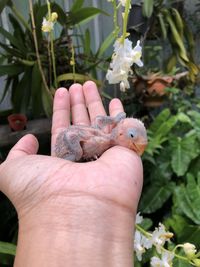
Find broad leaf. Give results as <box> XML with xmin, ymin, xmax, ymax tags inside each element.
<box><xmin>139</xmin><ymin>182</ymin><xmax>175</xmax><ymax>213</ymax></box>
<box><xmin>0</xmin><ymin>241</ymin><xmax>16</xmax><ymax>256</ymax></box>
<box><xmin>69</xmin><ymin>7</ymin><xmax>108</xmax><ymax>26</ymax></box>
<box><xmin>173</xmin><ymin>258</ymin><xmax>193</xmax><ymax>267</ymax></box>
<box><xmin>175</xmin><ymin>173</ymin><xmax>200</xmax><ymax>224</ymax></box>
<box><xmin>165</xmin><ymin>214</ymin><xmax>189</xmax><ymax>238</ymax></box>
<box><xmin>70</xmin><ymin>0</ymin><xmax>84</xmax><ymax>13</ymax></box>
<box><xmin>51</xmin><ymin>2</ymin><xmax>67</xmax><ymax>25</ymax></box>
<box><xmin>179</xmin><ymin>224</ymin><xmax>200</xmax><ymax>246</ymax></box>
<box><xmin>170</xmin><ymin>135</ymin><xmax>199</xmax><ymax>176</ymax></box>
<box><xmin>149</xmin><ymin>109</ymin><xmax>177</xmax><ymax>135</ymax></box>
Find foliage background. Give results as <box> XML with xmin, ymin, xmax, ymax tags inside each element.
<box><xmin>0</xmin><ymin>0</ymin><xmax>200</xmax><ymax>266</ymax></box>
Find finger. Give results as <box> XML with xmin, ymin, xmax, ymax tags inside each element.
<box><xmin>99</xmin><ymin>146</ymin><xmax>143</xmax><ymax>204</ymax></box>
<box><xmin>109</xmin><ymin>98</ymin><xmax>124</xmax><ymax>117</ymax></box>
<box><xmin>51</xmin><ymin>88</ymin><xmax>70</xmax><ymax>154</ymax></box>
<box><xmin>6</xmin><ymin>134</ymin><xmax>39</xmax><ymax>160</ymax></box>
<box><xmin>69</xmin><ymin>83</ymin><xmax>90</xmax><ymax>125</ymax></box>
<box><xmin>83</xmin><ymin>81</ymin><xmax>106</xmax><ymax>123</ymax></box>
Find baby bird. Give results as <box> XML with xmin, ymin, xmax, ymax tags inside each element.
<box><xmin>55</xmin><ymin>112</ymin><xmax>148</xmax><ymax>162</ymax></box>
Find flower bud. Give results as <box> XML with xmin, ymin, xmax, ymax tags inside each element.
<box><xmin>192</xmin><ymin>259</ymin><xmax>200</xmax><ymax>267</ymax></box>
<box><xmin>51</xmin><ymin>12</ymin><xmax>58</xmax><ymax>22</ymax></box>
<box><xmin>183</xmin><ymin>243</ymin><xmax>197</xmax><ymax>259</ymax></box>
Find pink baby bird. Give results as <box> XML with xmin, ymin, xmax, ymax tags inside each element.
<box><xmin>55</xmin><ymin>112</ymin><xmax>148</xmax><ymax>162</ymax></box>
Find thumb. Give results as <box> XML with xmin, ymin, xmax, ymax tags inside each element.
<box><xmin>6</xmin><ymin>134</ymin><xmax>39</xmax><ymax>161</ymax></box>
<box><xmin>100</xmin><ymin>145</ymin><xmax>143</xmax><ymax>182</ymax></box>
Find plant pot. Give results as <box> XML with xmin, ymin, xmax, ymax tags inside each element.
<box><xmin>7</xmin><ymin>114</ymin><xmax>27</xmax><ymax>131</ymax></box>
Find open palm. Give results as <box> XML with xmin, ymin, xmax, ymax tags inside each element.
<box><xmin>0</xmin><ymin>81</ymin><xmax>143</xmax><ymax>229</ymax></box>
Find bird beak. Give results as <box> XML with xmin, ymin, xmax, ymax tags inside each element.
<box><xmin>130</xmin><ymin>142</ymin><xmax>147</xmax><ymax>156</ymax></box>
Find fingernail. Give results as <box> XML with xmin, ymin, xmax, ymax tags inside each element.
<box><xmin>57</xmin><ymin>87</ymin><xmax>67</xmax><ymax>97</ymax></box>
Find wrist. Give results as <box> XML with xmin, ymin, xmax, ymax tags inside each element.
<box><xmin>15</xmin><ymin>195</ymin><xmax>135</xmax><ymax>267</ymax></box>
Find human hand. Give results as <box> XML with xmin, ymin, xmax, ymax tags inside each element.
<box><xmin>0</xmin><ymin>81</ymin><xmax>143</xmax><ymax>267</ymax></box>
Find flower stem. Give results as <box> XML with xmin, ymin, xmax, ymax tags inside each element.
<box><xmin>50</xmin><ymin>31</ymin><xmax>58</xmax><ymax>88</ymax></box>
<box><xmin>46</xmin><ymin>0</ymin><xmax>58</xmax><ymax>88</ymax></box>
<box><xmin>70</xmin><ymin>42</ymin><xmax>76</xmax><ymax>83</ymax></box>
<box><xmin>28</xmin><ymin>0</ymin><xmax>51</xmax><ymax>96</ymax></box>
<box><xmin>135</xmin><ymin>224</ymin><xmax>152</xmax><ymax>238</ymax></box>
<box><xmin>121</xmin><ymin>0</ymin><xmax>131</xmax><ymax>43</ymax></box>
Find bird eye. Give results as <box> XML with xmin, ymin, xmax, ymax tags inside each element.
<box><xmin>128</xmin><ymin>129</ymin><xmax>137</xmax><ymax>139</ymax></box>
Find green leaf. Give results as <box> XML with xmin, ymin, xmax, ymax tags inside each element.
<box><xmin>0</xmin><ymin>0</ymin><xmax>11</xmax><ymax>14</ymax></box>
<box><xmin>97</xmin><ymin>31</ymin><xmax>116</xmax><ymax>57</ymax></box>
<box><xmin>9</xmin><ymin>13</ymin><xmax>26</xmax><ymax>50</ymax></box>
<box><xmin>69</xmin><ymin>7</ymin><xmax>108</xmax><ymax>26</ymax></box>
<box><xmin>146</xmin><ymin>109</ymin><xmax>177</xmax><ymax>155</ymax></box>
<box><xmin>51</xmin><ymin>2</ymin><xmax>67</xmax><ymax>25</ymax></box>
<box><xmin>188</xmin><ymin>110</ymin><xmax>200</xmax><ymax>129</ymax></box>
<box><xmin>0</xmin><ymin>77</ymin><xmax>12</xmax><ymax>104</ymax></box>
<box><xmin>139</xmin><ymin>182</ymin><xmax>175</xmax><ymax>213</ymax></box>
<box><xmin>0</xmin><ymin>241</ymin><xmax>16</xmax><ymax>256</ymax></box>
<box><xmin>166</xmin><ymin>12</ymin><xmax>189</xmax><ymax>63</ymax></box>
<box><xmin>170</xmin><ymin>135</ymin><xmax>199</xmax><ymax>176</ymax></box>
<box><xmin>0</xmin><ymin>64</ymin><xmax>24</xmax><ymax>77</ymax></box>
<box><xmin>165</xmin><ymin>214</ymin><xmax>189</xmax><ymax>237</ymax></box>
<box><xmin>142</xmin><ymin>0</ymin><xmax>154</xmax><ymax>18</ymax></box>
<box><xmin>177</xmin><ymin>112</ymin><xmax>192</xmax><ymax>124</ymax></box>
<box><xmin>57</xmin><ymin>73</ymin><xmax>100</xmax><ymax>85</ymax></box>
<box><xmin>0</xmin><ymin>27</ymin><xmax>26</xmax><ymax>54</ymax></box>
<box><xmin>149</xmin><ymin>109</ymin><xmax>170</xmax><ymax>133</ymax></box>
<box><xmin>173</xmin><ymin>258</ymin><xmax>193</xmax><ymax>267</ymax></box>
<box><xmin>180</xmin><ymin>224</ymin><xmax>200</xmax><ymax>246</ymax></box>
<box><xmin>158</xmin><ymin>13</ymin><xmax>167</xmax><ymax>39</ymax></box>
<box><xmin>0</xmin><ymin>40</ymin><xmax>22</xmax><ymax>57</ymax></box>
<box><xmin>12</xmin><ymin>68</ymin><xmax>32</xmax><ymax>113</ymax></box>
<box><xmin>31</xmin><ymin>63</ymin><xmax>43</xmax><ymax>117</ymax></box>
<box><xmin>175</xmin><ymin>173</ymin><xmax>200</xmax><ymax>224</ymax></box>
<box><xmin>83</xmin><ymin>29</ymin><xmax>91</xmax><ymax>57</ymax></box>
<box><xmin>70</xmin><ymin>0</ymin><xmax>84</xmax><ymax>13</ymax></box>
<box><xmin>41</xmin><ymin>86</ymin><xmax>53</xmax><ymax>118</ymax></box>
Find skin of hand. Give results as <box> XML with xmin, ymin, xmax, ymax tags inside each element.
<box><xmin>0</xmin><ymin>81</ymin><xmax>143</xmax><ymax>267</ymax></box>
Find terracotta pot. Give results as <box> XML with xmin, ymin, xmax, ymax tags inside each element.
<box><xmin>7</xmin><ymin>114</ymin><xmax>27</xmax><ymax>131</ymax></box>
<box><xmin>147</xmin><ymin>77</ymin><xmax>173</xmax><ymax>96</ymax></box>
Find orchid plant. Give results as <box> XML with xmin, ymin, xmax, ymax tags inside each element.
<box><xmin>0</xmin><ymin>1</ymin><xmax>199</xmax><ymax>266</ymax></box>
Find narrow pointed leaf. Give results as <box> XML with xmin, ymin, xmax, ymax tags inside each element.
<box><xmin>0</xmin><ymin>65</ymin><xmax>24</xmax><ymax>77</ymax></box>
<box><xmin>0</xmin><ymin>241</ymin><xmax>16</xmax><ymax>256</ymax></box>
<box><xmin>97</xmin><ymin>31</ymin><xmax>115</xmax><ymax>57</ymax></box>
<box><xmin>142</xmin><ymin>0</ymin><xmax>154</xmax><ymax>18</ymax></box>
<box><xmin>0</xmin><ymin>27</ymin><xmax>26</xmax><ymax>53</ymax></box>
<box><xmin>41</xmin><ymin>86</ymin><xmax>53</xmax><ymax>118</ymax></box>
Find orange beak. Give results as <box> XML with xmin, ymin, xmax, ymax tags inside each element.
<box><xmin>129</xmin><ymin>141</ymin><xmax>147</xmax><ymax>156</ymax></box>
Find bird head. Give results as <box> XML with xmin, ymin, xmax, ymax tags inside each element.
<box><xmin>115</xmin><ymin>118</ymin><xmax>148</xmax><ymax>156</ymax></box>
